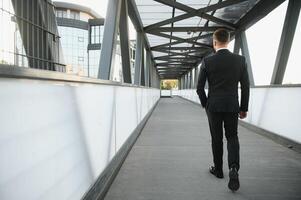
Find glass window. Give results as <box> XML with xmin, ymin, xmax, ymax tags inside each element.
<box><xmin>56</xmin><ymin>9</ymin><xmax>67</xmax><ymax>18</ymax></box>
<box><xmin>70</xmin><ymin>10</ymin><xmax>80</xmax><ymax>20</ymax></box>
<box><xmin>246</xmin><ymin>1</ymin><xmax>288</xmax><ymax>85</ymax></box>
<box><xmin>88</xmin><ymin>49</ymin><xmax>101</xmax><ymax>78</ymax></box>
<box><xmin>78</xmin><ymin>36</ymin><xmax>84</xmax><ymax>42</ymax></box>
<box><xmin>283</xmin><ymin>14</ymin><xmax>301</xmax><ymax>84</ymax></box>
<box><xmin>56</xmin><ymin>10</ymin><xmax>61</xmax><ymax>17</ymax></box>
<box><xmin>90</xmin><ymin>25</ymin><xmax>102</xmax><ymax>44</ymax></box>
<box><xmin>62</xmin><ymin>10</ymin><xmax>67</xmax><ymax>18</ymax></box>
<box><xmin>58</xmin><ymin>26</ymin><xmax>89</xmax><ymax>76</ymax></box>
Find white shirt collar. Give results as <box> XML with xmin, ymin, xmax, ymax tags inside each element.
<box><xmin>216</xmin><ymin>47</ymin><xmax>228</xmax><ymax>52</ymax></box>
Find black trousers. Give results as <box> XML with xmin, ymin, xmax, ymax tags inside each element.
<box><xmin>206</xmin><ymin>110</ymin><xmax>240</xmax><ymax>171</ymax></box>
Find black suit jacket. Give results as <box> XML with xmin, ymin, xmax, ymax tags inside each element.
<box><xmin>196</xmin><ymin>49</ymin><xmax>250</xmax><ymax>112</ymax></box>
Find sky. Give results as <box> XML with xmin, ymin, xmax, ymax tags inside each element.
<box><xmin>66</xmin><ymin>0</ymin><xmax>109</xmax><ymax>17</ymax></box>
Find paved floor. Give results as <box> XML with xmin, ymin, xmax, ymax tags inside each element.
<box><xmin>104</xmin><ymin>97</ymin><xmax>301</xmax><ymax>200</ymax></box>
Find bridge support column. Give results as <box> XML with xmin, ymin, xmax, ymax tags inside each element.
<box><xmin>134</xmin><ymin>32</ymin><xmax>144</xmax><ymax>85</ymax></box>
<box><xmin>233</xmin><ymin>34</ymin><xmax>241</xmax><ymax>54</ymax></box>
<box><xmin>119</xmin><ymin>0</ymin><xmax>132</xmax><ymax>83</ymax></box>
<box><xmin>271</xmin><ymin>0</ymin><xmax>301</xmax><ymax>84</ymax></box>
<box><xmin>235</xmin><ymin>31</ymin><xmax>255</xmax><ymax>86</ymax></box>
<box><xmin>98</xmin><ymin>0</ymin><xmax>122</xmax><ymax>80</ymax></box>
<box><xmin>193</xmin><ymin>67</ymin><xmax>198</xmax><ymax>89</ymax></box>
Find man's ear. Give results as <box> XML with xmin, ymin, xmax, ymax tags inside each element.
<box><xmin>213</xmin><ymin>41</ymin><xmax>217</xmax><ymax>51</ymax></box>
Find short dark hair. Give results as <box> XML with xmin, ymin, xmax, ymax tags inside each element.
<box><xmin>213</xmin><ymin>29</ymin><xmax>230</xmax><ymax>43</ymax></box>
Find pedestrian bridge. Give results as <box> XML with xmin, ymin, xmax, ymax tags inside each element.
<box><xmin>104</xmin><ymin>97</ymin><xmax>301</xmax><ymax>200</ymax></box>
<box><xmin>0</xmin><ymin>0</ymin><xmax>300</xmax><ymax>200</ymax></box>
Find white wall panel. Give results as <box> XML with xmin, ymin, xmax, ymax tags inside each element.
<box><xmin>161</xmin><ymin>90</ymin><xmax>171</xmax><ymax>97</ymax></box>
<box><xmin>115</xmin><ymin>87</ymin><xmax>138</xmax><ymax>151</ymax></box>
<box><xmin>177</xmin><ymin>87</ymin><xmax>301</xmax><ymax>144</ymax></box>
<box><xmin>74</xmin><ymin>84</ymin><xmax>116</xmax><ymax>178</ymax></box>
<box><xmin>0</xmin><ymin>78</ymin><xmax>160</xmax><ymax>200</ymax></box>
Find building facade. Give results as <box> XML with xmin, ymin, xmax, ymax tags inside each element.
<box><xmin>54</xmin><ymin>2</ymin><xmax>104</xmax><ymax>78</ymax></box>
<box><xmin>53</xmin><ymin>2</ymin><xmax>136</xmax><ymax>81</ymax></box>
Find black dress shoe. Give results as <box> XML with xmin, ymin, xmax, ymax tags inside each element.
<box><xmin>209</xmin><ymin>166</ymin><xmax>224</xmax><ymax>178</ymax></box>
<box><xmin>228</xmin><ymin>167</ymin><xmax>240</xmax><ymax>191</ymax></box>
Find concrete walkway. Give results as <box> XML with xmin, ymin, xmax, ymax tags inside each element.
<box><xmin>104</xmin><ymin>97</ymin><xmax>301</xmax><ymax>200</ymax></box>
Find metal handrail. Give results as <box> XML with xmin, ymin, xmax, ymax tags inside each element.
<box><xmin>0</xmin><ymin>65</ymin><xmax>158</xmax><ymax>89</ymax></box>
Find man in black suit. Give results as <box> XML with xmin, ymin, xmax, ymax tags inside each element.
<box><xmin>196</xmin><ymin>29</ymin><xmax>250</xmax><ymax>191</ymax></box>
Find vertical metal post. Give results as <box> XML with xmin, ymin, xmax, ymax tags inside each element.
<box><xmin>98</xmin><ymin>0</ymin><xmax>122</xmax><ymax>80</ymax></box>
<box><xmin>140</xmin><ymin>45</ymin><xmax>145</xmax><ymax>86</ymax></box>
<box><xmin>134</xmin><ymin>32</ymin><xmax>143</xmax><ymax>85</ymax></box>
<box><xmin>145</xmin><ymin>51</ymin><xmax>151</xmax><ymax>87</ymax></box>
<box><xmin>188</xmin><ymin>71</ymin><xmax>192</xmax><ymax>89</ymax></box>
<box><xmin>233</xmin><ymin>34</ymin><xmax>241</xmax><ymax>54</ymax></box>
<box><xmin>194</xmin><ymin>67</ymin><xmax>198</xmax><ymax>89</ymax></box>
<box><xmin>119</xmin><ymin>0</ymin><xmax>132</xmax><ymax>83</ymax></box>
<box><xmin>240</xmin><ymin>31</ymin><xmax>255</xmax><ymax>86</ymax></box>
<box><xmin>149</xmin><ymin>59</ymin><xmax>153</xmax><ymax>87</ymax></box>
<box><xmin>271</xmin><ymin>0</ymin><xmax>301</xmax><ymax>84</ymax></box>
<box><xmin>180</xmin><ymin>76</ymin><xmax>183</xmax><ymax>89</ymax></box>
<box><xmin>190</xmin><ymin>69</ymin><xmax>194</xmax><ymax>89</ymax></box>
<box><xmin>184</xmin><ymin>73</ymin><xmax>188</xmax><ymax>89</ymax></box>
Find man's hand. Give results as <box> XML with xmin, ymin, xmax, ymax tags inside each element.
<box><xmin>239</xmin><ymin>111</ymin><xmax>247</xmax><ymax>119</ymax></box>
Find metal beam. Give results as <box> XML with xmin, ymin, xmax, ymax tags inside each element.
<box><xmin>156</xmin><ymin>63</ymin><xmax>195</xmax><ymax>66</ymax></box>
<box><xmin>98</xmin><ymin>0</ymin><xmax>121</xmax><ymax>79</ymax></box>
<box><xmin>153</xmin><ymin>50</ymin><xmax>202</xmax><ymax>59</ymax></box>
<box><xmin>239</xmin><ymin>31</ymin><xmax>255</xmax><ymax>86</ymax></box>
<box><xmin>271</xmin><ymin>0</ymin><xmax>301</xmax><ymax>84</ymax></box>
<box><xmin>236</xmin><ymin>0</ymin><xmax>286</xmax><ymax>31</ymax></box>
<box><xmin>146</xmin><ymin>26</ymin><xmax>224</xmax><ymax>33</ymax></box>
<box><xmin>154</xmin><ymin>58</ymin><xmax>198</xmax><ymax>63</ymax></box>
<box><xmin>145</xmin><ymin>0</ymin><xmax>243</xmax><ymax>31</ymax></box>
<box><xmin>128</xmin><ymin>0</ymin><xmax>156</xmax><ymax>59</ymax></box>
<box><xmin>157</xmin><ymin>67</ymin><xmax>192</xmax><ymax>71</ymax></box>
<box><xmin>158</xmin><ymin>68</ymin><xmax>188</xmax><ymax>71</ymax></box>
<box><xmin>134</xmin><ymin>32</ymin><xmax>143</xmax><ymax>85</ymax></box>
<box><xmin>119</xmin><ymin>0</ymin><xmax>132</xmax><ymax>83</ymax></box>
<box><xmin>147</xmin><ymin>31</ymin><xmax>212</xmax><ymax>47</ymax></box>
<box><xmin>201</xmin><ymin>13</ymin><xmax>236</xmax><ymax>30</ymax></box>
<box><xmin>141</xmin><ymin>47</ymin><xmax>145</xmax><ymax>86</ymax></box>
<box><xmin>159</xmin><ymin>70</ymin><xmax>185</xmax><ymax>73</ymax></box>
<box><xmin>233</xmin><ymin>34</ymin><xmax>241</xmax><ymax>54</ymax></box>
<box><xmin>158</xmin><ymin>67</ymin><xmax>191</xmax><ymax>72</ymax></box>
<box><xmin>150</xmin><ymin>33</ymin><xmax>212</xmax><ymax>49</ymax></box>
<box><xmin>156</xmin><ymin>61</ymin><xmax>196</xmax><ymax>65</ymax></box>
<box><xmin>157</xmin><ymin>64</ymin><xmax>193</xmax><ymax>68</ymax></box>
<box><xmin>193</xmin><ymin>67</ymin><xmax>198</xmax><ymax>89</ymax></box>
<box><xmin>152</xmin><ymin>46</ymin><xmax>209</xmax><ymax>51</ymax></box>
<box><xmin>128</xmin><ymin>0</ymin><xmax>161</xmax><ymax>83</ymax></box>
<box><xmin>145</xmin><ymin>50</ymin><xmax>151</xmax><ymax>87</ymax></box>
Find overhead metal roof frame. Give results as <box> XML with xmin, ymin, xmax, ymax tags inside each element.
<box><xmin>130</xmin><ymin>0</ymin><xmax>286</xmax><ymax>79</ymax></box>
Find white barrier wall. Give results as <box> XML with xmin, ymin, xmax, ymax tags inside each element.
<box><xmin>160</xmin><ymin>90</ymin><xmax>171</xmax><ymax>97</ymax></box>
<box><xmin>177</xmin><ymin>87</ymin><xmax>301</xmax><ymax>144</ymax></box>
<box><xmin>0</xmin><ymin>78</ymin><xmax>160</xmax><ymax>200</ymax></box>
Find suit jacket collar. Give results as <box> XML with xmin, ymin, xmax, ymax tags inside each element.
<box><xmin>216</xmin><ymin>49</ymin><xmax>231</xmax><ymax>55</ymax></box>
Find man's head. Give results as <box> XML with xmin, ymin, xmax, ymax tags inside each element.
<box><xmin>213</xmin><ymin>29</ymin><xmax>230</xmax><ymax>51</ymax></box>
